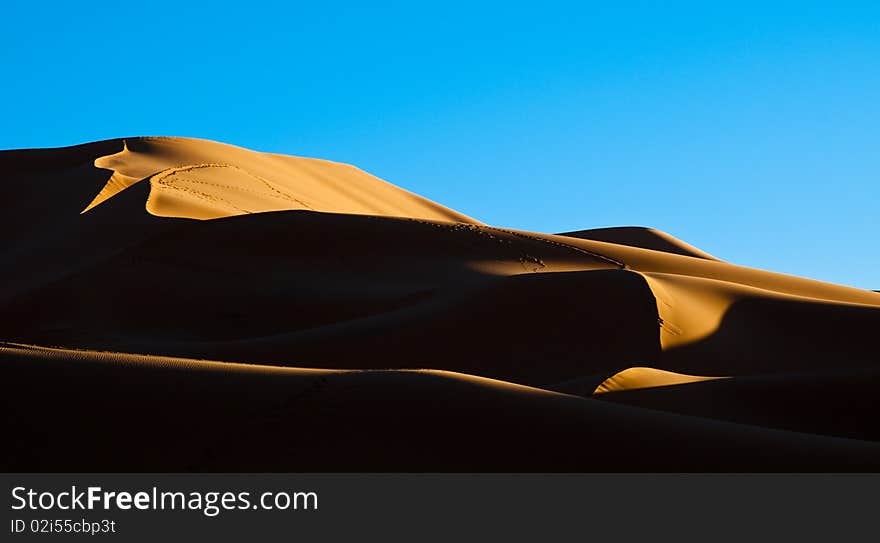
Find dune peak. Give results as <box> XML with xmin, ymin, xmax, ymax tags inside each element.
<box><xmin>79</xmin><ymin>136</ymin><xmax>480</xmax><ymax>223</ymax></box>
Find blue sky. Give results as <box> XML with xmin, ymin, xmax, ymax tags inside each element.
<box><xmin>3</xmin><ymin>2</ymin><xmax>878</xmax><ymax>288</ymax></box>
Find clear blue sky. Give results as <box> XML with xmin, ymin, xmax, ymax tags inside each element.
<box><xmin>3</xmin><ymin>1</ymin><xmax>878</xmax><ymax>288</ymax></box>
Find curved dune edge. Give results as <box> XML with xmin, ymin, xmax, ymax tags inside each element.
<box><xmin>83</xmin><ymin>136</ymin><xmax>480</xmax><ymax>223</ymax></box>
<box><xmin>593</xmin><ymin>367</ymin><xmax>728</xmax><ymax>395</ymax></box>
<box><xmin>0</xmin><ymin>342</ymin><xmax>563</xmax><ymax>398</ymax></box>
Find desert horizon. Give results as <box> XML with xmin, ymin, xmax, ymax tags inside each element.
<box><xmin>2</xmin><ymin>136</ymin><xmax>878</xmax><ymax>471</ymax></box>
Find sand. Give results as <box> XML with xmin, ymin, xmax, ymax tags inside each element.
<box><xmin>593</xmin><ymin>367</ymin><xmax>727</xmax><ymax>394</ymax></box>
<box><xmin>2</xmin><ymin>136</ymin><xmax>879</xmax><ymax>471</ymax></box>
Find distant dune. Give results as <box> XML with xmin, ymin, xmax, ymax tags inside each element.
<box><xmin>2</xmin><ymin>137</ymin><xmax>879</xmax><ymax>471</ymax></box>
<box><xmin>557</xmin><ymin>226</ymin><xmax>721</xmax><ymax>260</ymax></box>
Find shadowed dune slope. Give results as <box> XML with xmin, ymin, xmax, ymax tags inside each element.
<box><xmin>4</xmin><ymin>343</ymin><xmax>880</xmax><ymax>472</ymax></box>
<box><xmin>2</xmin><ymin>136</ymin><xmax>879</xmax><ymax>471</ymax></box>
<box><xmin>1</xmin><ymin>210</ymin><xmax>642</xmax><ymax>385</ymax></box>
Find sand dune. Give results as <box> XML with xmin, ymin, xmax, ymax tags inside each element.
<box><xmin>1</xmin><ymin>136</ymin><xmax>878</xmax><ymax>471</ymax></box>
<box><xmin>83</xmin><ymin>136</ymin><xmax>478</xmax><ymax>222</ymax></box>
<box><xmin>595</xmin><ymin>366</ymin><xmax>880</xmax><ymax>442</ymax></box>
<box><xmin>593</xmin><ymin>367</ymin><xmax>727</xmax><ymax>394</ymax></box>
<box><xmin>557</xmin><ymin>226</ymin><xmax>721</xmax><ymax>260</ymax></box>
<box><xmin>4</xmin><ymin>342</ymin><xmax>879</xmax><ymax>471</ymax></box>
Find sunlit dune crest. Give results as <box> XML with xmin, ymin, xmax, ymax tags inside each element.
<box><xmin>83</xmin><ymin>136</ymin><xmax>479</xmax><ymax>223</ymax></box>
<box><xmin>593</xmin><ymin>367</ymin><xmax>727</xmax><ymax>395</ymax></box>
<box><xmin>2</xmin><ymin>136</ymin><xmax>880</xmax><ymax>471</ymax></box>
